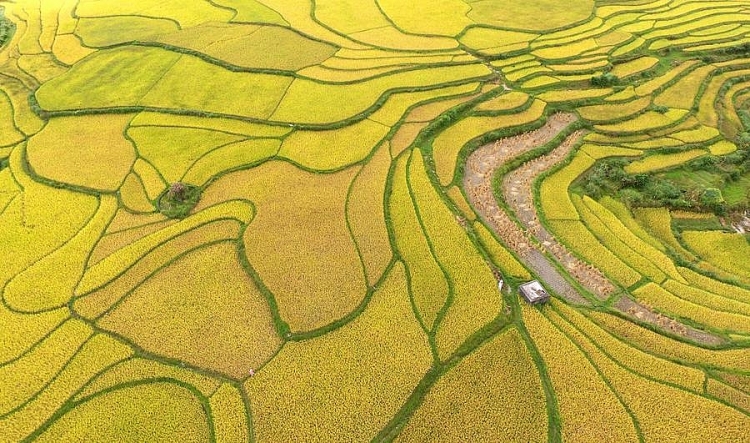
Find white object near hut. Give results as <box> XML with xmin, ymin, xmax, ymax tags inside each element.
<box><xmin>497</xmin><ymin>279</ymin><xmax>504</xmax><ymax>293</ymax></box>
<box><xmin>519</xmin><ymin>281</ymin><xmax>550</xmax><ymax>305</ymax></box>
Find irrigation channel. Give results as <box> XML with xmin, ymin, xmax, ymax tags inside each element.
<box><xmin>462</xmin><ymin>113</ymin><xmax>723</xmax><ymax>345</ymax></box>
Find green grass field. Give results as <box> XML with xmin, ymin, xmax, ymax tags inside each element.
<box><xmin>1</xmin><ymin>0</ymin><xmax>749</xmax><ymax>441</ymax></box>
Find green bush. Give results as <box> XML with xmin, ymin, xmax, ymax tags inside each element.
<box><xmin>158</xmin><ymin>182</ymin><xmax>201</xmax><ymax>219</ymax></box>
<box><xmin>0</xmin><ymin>8</ymin><xmax>14</xmax><ymax>48</ymax></box>
<box><xmin>590</xmin><ymin>73</ymin><xmax>619</xmax><ymax>87</ymax></box>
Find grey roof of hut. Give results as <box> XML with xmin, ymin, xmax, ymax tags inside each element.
<box><xmin>519</xmin><ymin>281</ymin><xmax>550</xmax><ymax>304</ymax></box>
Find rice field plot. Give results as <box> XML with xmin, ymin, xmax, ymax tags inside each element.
<box><xmin>2</xmin><ymin>0</ymin><xmax>750</xmax><ymax>441</ymax></box>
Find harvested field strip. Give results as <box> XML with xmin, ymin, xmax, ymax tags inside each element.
<box><xmin>433</xmin><ymin>99</ymin><xmax>546</xmax><ymax>186</ymax></box>
<box><xmin>548</xmin><ymin>220</ymin><xmax>641</xmax><ymax>287</ymax></box>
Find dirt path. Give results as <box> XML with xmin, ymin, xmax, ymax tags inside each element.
<box><xmin>463</xmin><ymin>113</ymin><xmax>594</xmax><ymax>305</ymax></box>
<box><xmin>462</xmin><ymin>112</ymin><xmax>724</xmax><ymax>345</ymax></box>
<box><xmin>502</xmin><ymin>129</ymin><xmax>615</xmax><ymax>300</ymax></box>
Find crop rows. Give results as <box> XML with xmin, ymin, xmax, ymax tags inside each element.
<box><xmin>1</xmin><ymin>0</ymin><xmax>749</xmax><ymax>441</ymax></box>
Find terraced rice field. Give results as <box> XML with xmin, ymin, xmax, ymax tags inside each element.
<box><xmin>1</xmin><ymin>0</ymin><xmax>749</xmax><ymax>441</ymax></box>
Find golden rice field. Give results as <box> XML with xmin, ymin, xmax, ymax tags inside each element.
<box><xmin>0</xmin><ymin>0</ymin><xmax>749</xmax><ymax>441</ymax></box>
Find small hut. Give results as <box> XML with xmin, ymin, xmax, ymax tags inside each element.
<box><xmin>519</xmin><ymin>281</ymin><xmax>550</xmax><ymax>305</ymax></box>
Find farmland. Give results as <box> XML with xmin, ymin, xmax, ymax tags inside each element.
<box><xmin>1</xmin><ymin>0</ymin><xmax>750</xmax><ymax>441</ymax></box>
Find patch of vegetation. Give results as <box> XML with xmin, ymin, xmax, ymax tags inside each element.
<box><xmin>578</xmin><ymin>149</ymin><xmax>750</xmax><ymax>215</ymax></box>
<box><xmin>736</xmin><ymin>110</ymin><xmax>750</xmax><ymax>150</ymax></box>
<box><xmin>0</xmin><ymin>7</ymin><xmax>15</xmax><ymax>48</ymax></box>
<box><xmin>0</xmin><ymin>157</ymin><xmax>8</xmax><ymax>171</ymax></box>
<box><xmin>716</xmin><ymin>42</ymin><xmax>750</xmax><ymax>56</ymax></box>
<box><xmin>672</xmin><ymin>216</ymin><xmax>726</xmax><ymax>232</ymax></box>
<box><xmin>590</xmin><ymin>72</ymin><xmax>619</xmax><ymax>87</ymax></box>
<box><xmin>158</xmin><ymin>182</ymin><xmax>201</xmax><ymax>219</ymax></box>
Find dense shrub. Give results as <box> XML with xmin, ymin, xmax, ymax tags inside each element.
<box><xmin>590</xmin><ymin>73</ymin><xmax>619</xmax><ymax>87</ymax></box>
